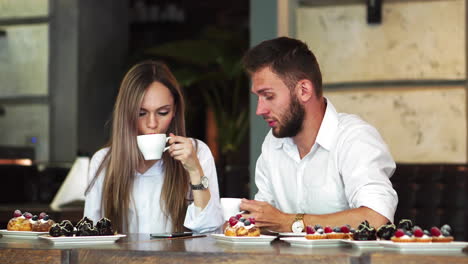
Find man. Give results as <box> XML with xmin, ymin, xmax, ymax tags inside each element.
<box><xmin>240</xmin><ymin>37</ymin><xmax>398</xmax><ymax>232</ymax></box>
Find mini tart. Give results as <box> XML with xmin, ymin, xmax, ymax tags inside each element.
<box><xmin>305</xmin><ymin>233</ymin><xmax>326</xmax><ymax>240</ymax></box>
<box><xmin>391</xmin><ymin>235</ymin><xmax>416</xmax><ymax>242</ymax></box>
<box><xmin>327</xmin><ymin>232</ymin><xmax>347</xmax><ymax>239</ymax></box>
<box><xmin>224</xmin><ymin>226</ymin><xmax>237</xmax><ymax>236</ymax></box>
<box><xmin>432</xmin><ymin>236</ymin><xmax>454</xmax><ymax>242</ymax></box>
<box><xmin>414</xmin><ymin>235</ymin><xmax>432</xmax><ymax>243</ymax></box>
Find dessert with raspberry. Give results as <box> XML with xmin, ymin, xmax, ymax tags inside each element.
<box><xmin>224</xmin><ymin>214</ymin><xmax>260</xmax><ymax>237</ymax></box>
<box><xmin>390</xmin><ymin>228</ymin><xmax>415</xmax><ymax>242</ymax></box>
<box><xmin>376</xmin><ymin>222</ymin><xmax>396</xmax><ymax>240</ymax></box>
<box><xmin>412</xmin><ymin>226</ymin><xmax>431</xmax><ymax>242</ymax></box>
<box><xmin>431</xmin><ymin>225</ymin><xmax>454</xmax><ymax>242</ymax></box>
<box><xmin>32</xmin><ymin>213</ymin><xmax>55</xmax><ymax>232</ymax></box>
<box><xmin>7</xmin><ymin>210</ymin><xmax>32</xmax><ymax>231</ymax></box>
<box><xmin>324</xmin><ymin>225</ymin><xmax>348</xmax><ymax>239</ymax></box>
<box><xmin>305</xmin><ymin>225</ymin><xmax>326</xmax><ymax>240</ymax></box>
<box><xmin>352</xmin><ymin>220</ymin><xmax>377</xmax><ymax>240</ymax></box>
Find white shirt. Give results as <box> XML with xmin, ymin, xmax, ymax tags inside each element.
<box><xmin>84</xmin><ymin>139</ymin><xmax>224</xmax><ymax>234</ymax></box>
<box><xmin>254</xmin><ymin>99</ymin><xmax>398</xmax><ymax>222</ymax></box>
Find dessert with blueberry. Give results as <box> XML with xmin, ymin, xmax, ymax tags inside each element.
<box><xmin>390</xmin><ymin>228</ymin><xmax>415</xmax><ymax>242</ymax></box>
<box><xmin>7</xmin><ymin>210</ymin><xmax>32</xmax><ymax>231</ymax></box>
<box><xmin>352</xmin><ymin>220</ymin><xmax>377</xmax><ymax>240</ymax></box>
<box><xmin>305</xmin><ymin>225</ymin><xmax>326</xmax><ymax>240</ymax></box>
<box><xmin>324</xmin><ymin>225</ymin><xmax>346</xmax><ymax>239</ymax></box>
<box><xmin>32</xmin><ymin>212</ymin><xmax>55</xmax><ymax>232</ymax></box>
<box><xmin>376</xmin><ymin>222</ymin><xmax>396</xmax><ymax>240</ymax></box>
<box><xmin>431</xmin><ymin>225</ymin><xmax>454</xmax><ymax>242</ymax></box>
<box><xmin>224</xmin><ymin>214</ymin><xmax>260</xmax><ymax>237</ymax></box>
<box><xmin>412</xmin><ymin>226</ymin><xmax>431</xmax><ymax>242</ymax></box>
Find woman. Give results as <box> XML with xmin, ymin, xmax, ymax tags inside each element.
<box><xmin>84</xmin><ymin>60</ymin><xmax>223</xmax><ymax>234</ymax></box>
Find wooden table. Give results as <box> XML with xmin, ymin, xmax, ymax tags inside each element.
<box><xmin>0</xmin><ymin>234</ymin><xmax>467</xmax><ymax>264</ymax></box>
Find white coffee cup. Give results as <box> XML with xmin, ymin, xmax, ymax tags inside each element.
<box><xmin>220</xmin><ymin>198</ymin><xmax>242</xmax><ymax>221</ymax></box>
<box><xmin>136</xmin><ymin>134</ymin><xmax>171</xmax><ymax>160</ymax></box>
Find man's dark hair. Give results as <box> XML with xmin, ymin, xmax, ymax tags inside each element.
<box><xmin>242</xmin><ymin>37</ymin><xmax>322</xmax><ymax>97</ymax></box>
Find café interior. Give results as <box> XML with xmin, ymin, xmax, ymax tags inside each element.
<box><xmin>0</xmin><ymin>0</ymin><xmax>467</xmax><ymax>262</ymax></box>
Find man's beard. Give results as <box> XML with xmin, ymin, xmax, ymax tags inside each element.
<box><xmin>272</xmin><ymin>95</ymin><xmax>305</xmax><ymax>138</ymax></box>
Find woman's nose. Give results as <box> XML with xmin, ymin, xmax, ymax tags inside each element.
<box><xmin>147</xmin><ymin>114</ymin><xmax>158</xmax><ymax>128</ymax></box>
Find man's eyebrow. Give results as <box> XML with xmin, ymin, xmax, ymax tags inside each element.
<box><xmin>256</xmin><ymin>88</ymin><xmax>272</xmax><ymax>95</ymax></box>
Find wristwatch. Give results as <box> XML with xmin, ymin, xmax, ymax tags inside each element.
<box><xmin>191</xmin><ymin>176</ymin><xmax>209</xmax><ymax>190</ymax></box>
<box><xmin>291</xmin><ymin>213</ymin><xmax>305</xmax><ymax>233</ymax></box>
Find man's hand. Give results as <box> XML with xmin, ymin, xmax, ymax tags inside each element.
<box><xmin>239</xmin><ymin>199</ymin><xmax>293</xmax><ymax>232</ymax></box>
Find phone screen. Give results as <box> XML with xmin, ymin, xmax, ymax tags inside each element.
<box><xmin>150</xmin><ymin>232</ymin><xmax>193</xmax><ymax>238</ymax></box>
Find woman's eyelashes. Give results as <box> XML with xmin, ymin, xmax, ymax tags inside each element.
<box><xmin>138</xmin><ymin>109</ymin><xmax>171</xmax><ymax>117</ymax></box>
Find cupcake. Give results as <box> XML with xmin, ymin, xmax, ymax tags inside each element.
<box><xmin>352</xmin><ymin>220</ymin><xmax>377</xmax><ymax>241</ymax></box>
<box><xmin>96</xmin><ymin>217</ymin><xmax>114</xmax><ymax>235</ymax></box>
<box><xmin>397</xmin><ymin>219</ymin><xmax>414</xmax><ymax>231</ymax></box>
<box><xmin>376</xmin><ymin>222</ymin><xmax>396</xmax><ymax>240</ymax></box>
<box><xmin>391</xmin><ymin>228</ymin><xmax>415</xmax><ymax>242</ymax></box>
<box><xmin>305</xmin><ymin>225</ymin><xmax>326</xmax><ymax>240</ymax></box>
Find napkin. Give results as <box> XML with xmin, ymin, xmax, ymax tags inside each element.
<box><xmin>50</xmin><ymin>157</ymin><xmax>90</xmax><ymax>211</ymax></box>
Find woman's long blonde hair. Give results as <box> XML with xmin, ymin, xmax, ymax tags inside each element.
<box><xmin>88</xmin><ymin>61</ymin><xmax>190</xmax><ymax>233</ymax></box>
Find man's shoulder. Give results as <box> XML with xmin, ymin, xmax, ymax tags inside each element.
<box><xmin>336</xmin><ymin>113</ymin><xmax>377</xmax><ymax>134</ymax></box>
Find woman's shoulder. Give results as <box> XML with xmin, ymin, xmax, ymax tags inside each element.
<box><xmin>90</xmin><ymin>147</ymin><xmax>110</xmax><ymax>166</ymax></box>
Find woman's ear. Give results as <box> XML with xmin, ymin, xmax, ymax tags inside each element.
<box><xmin>296</xmin><ymin>79</ymin><xmax>314</xmax><ymax>103</ymax></box>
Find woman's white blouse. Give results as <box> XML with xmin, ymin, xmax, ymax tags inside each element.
<box><xmin>84</xmin><ymin>139</ymin><xmax>223</xmax><ymax>234</ymax></box>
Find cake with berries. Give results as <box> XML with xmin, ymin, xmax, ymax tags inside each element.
<box><xmin>324</xmin><ymin>225</ymin><xmax>349</xmax><ymax>239</ymax></box>
<box><xmin>431</xmin><ymin>225</ymin><xmax>454</xmax><ymax>242</ymax></box>
<box><xmin>224</xmin><ymin>214</ymin><xmax>260</xmax><ymax>237</ymax></box>
<box><xmin>32</xmin><ymin>212</ymin><xmax>55</xmax><ymax>232</ymax></box>
<box><xmin>7</xmin><ymin>210</ymin><xmax>33</xmax><ymax>231</ymax></box>
<box><xmin>376</xmin><ymin>222</ymin><xmax>396</xmax><ymax>240</ymax></box>
<box><xmin>305</xmin><ymin>225</ymin><xmax>326</xmax><ymax>240</ymax></box>
<box><xmin>352</xmin><ymin>220</ymin><xmax>377</xmax><ymax>240</ymax></box>
<box><xmin>391</xmin><ymin>228</ymin><xmax>415</xmax><ymax>242</ymax></box>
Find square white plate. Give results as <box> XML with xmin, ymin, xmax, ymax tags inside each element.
<box><xmin>0</xmin><ymin>229</ymin><xmax>48</xmax><ymax>238</ymax></box>
<box><xmin>278</xmin><ymin>232</ymin><xmax>306</xmax><ymax>237</ymax></box>
<box><xmin>379</xmin><ymin>241</ymin><xmax>468</xmax><ymax>251</ymax></box>
<box><xmin>39</xmin><ymin>234</ymin><xmax>126</xmax><ymax>244</ymax></box>
<box><xmin>343</xmin><ymin>240</ymin><xmax>382</xmax><ymax>248</ymax></box>
<box><xmin>280</xmin><ymin>237</ymin><xmax>345</xmax><ymax>247</ymax></box>
<box><xmin>211</xmin><ymin>234</ymin><xmax>276</xmax><ymax>244</ymax></box>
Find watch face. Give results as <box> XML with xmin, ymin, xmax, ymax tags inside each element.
<box><xmin>201</xmin><ymin>176</ymin><xmax>209</xmax><ymax>188</ymax></box>
<box><xmin>292</xmin><ymin>221</ymin><xmax>304</xmax><ymax>233</ymax></box>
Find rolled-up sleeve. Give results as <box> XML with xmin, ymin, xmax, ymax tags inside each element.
<box><xmin>339</xmin><ymin>125</ymin><xmax>398</xmax><ymax>223</ymax></box>
<box><xmin>184</xmin><ymin>140</ymin><xmax>224</xmax><ymax>233</ymax></box>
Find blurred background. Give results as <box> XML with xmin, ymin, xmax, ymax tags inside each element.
<box><xmin>0</xmin><ymin>0</ymin><xmax>467</xmax><ymax>240</ymax></box>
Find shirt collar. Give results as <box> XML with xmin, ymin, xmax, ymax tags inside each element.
<box><xmin>271</xmin><ymin>97</ymin><xmax>339</xmax><ymax>151</ymax></box>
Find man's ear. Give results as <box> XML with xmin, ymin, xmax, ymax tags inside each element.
<box><xmin>295</xmin><ymin>79</ymin><xmax>314</xmax><ymax>103</ymax></box>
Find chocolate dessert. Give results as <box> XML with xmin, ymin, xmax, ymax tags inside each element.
<box><xmin>352</xmin><ymin>220</ymin><xmax>377</xmax><ymax>240</ymax></box>
<box><xmin>96</xmin><ymin>217</ymin><xmax>114</xmax><ymax>235</ymax></box>
<box><xmin>376</xmin><ymin>221</ymin><xmax>396</xmax><ymax>240</ymax></box>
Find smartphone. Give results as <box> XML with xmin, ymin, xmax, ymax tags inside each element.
<box><xmin>150</xmin><ymin>232</ymin><xmax>193</xmax><ymax>238</ymax></box>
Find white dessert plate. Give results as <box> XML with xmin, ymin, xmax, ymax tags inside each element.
<box><xmin>343</xmin><ymin>240</ymin><xmax>382</xmax><ymax>248</ymax></box>
<box><xmin>0</xmin><ymin>229</ymin><xmax>48</xmax><ymax>238</ymax></box>
<box><xmin>379</xmin><ymin>241</ymin><xmax>468</xmax><ymax>251</ymax></box>
<box><xmin>39</xmin><ymin>234</ymin><xmax>126</xmax><ymax>244</ymax></box>
<box><xmin>280</xmin><ymin>237</ymin><xmax>345</xmax><ymax>247</ymax></box>
<box><xmin>277</xmin><ymin>232</ymin><xmax>306</xmax><ymax>237</ymax></box>
<box><xmin>211</xmin><ymin>234</ymin><xmax>276</xmax><ymax>244</ymax></box>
